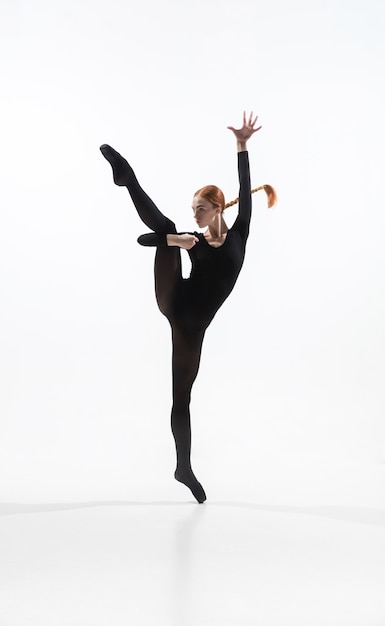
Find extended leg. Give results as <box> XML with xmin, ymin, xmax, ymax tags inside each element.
<box><xmin>171</xmin><ymin>325</ymin><xmax>206</xmax><ymax>503</ymax></box>
<box><xmin>100</xmin><ymin>144</ymin><xmax>173</xmax><ymax>233</ymax></box>
<box><xmin>100</xmin><ymin>143</ymin><xmax>183</xmax><ymax>311</ymax></box>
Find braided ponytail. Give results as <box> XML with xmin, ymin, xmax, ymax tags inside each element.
<box><xmin>224</xmin><ymin>184</ymin><xmax>278</xmax><ymax>210</ymax></box>
<box><xmin>194</xmin><ymin>183</ymin><xmax>278</xmax><ymax>212</ymax></box>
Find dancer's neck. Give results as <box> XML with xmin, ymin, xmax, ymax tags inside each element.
<box><xmin>206</xmin><ymin>215</ymin><xmax>228</xmax><ymax>241</ymax></box>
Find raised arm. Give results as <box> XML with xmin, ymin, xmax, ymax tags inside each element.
<box><xmin>227</xmin><ymin>112</ymin><xmax>262</xmax><ymax>238</ymax></box>
<box><xmin>227</xmin><ymin>111</ymin><xmax>262</xmax><ymax>153</ymax></box>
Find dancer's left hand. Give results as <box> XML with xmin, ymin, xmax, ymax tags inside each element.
<box><xmin>227</xmin><ymin>111</ymin><xmax>262</xmax><ymax>142</ymax></box>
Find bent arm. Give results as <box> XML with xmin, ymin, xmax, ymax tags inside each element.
<box><xmin>137</xmin><ymin>232</ymin><xmax>168</xmax><ymax>247</ymax></box>
<box><xmin>138</xmin><ymin>232</ymin><xmax>199</xmax><ymax>249</ymax></box>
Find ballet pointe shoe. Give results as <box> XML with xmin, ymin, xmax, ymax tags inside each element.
<box><xmin>174</xmin><ymin>467</ymin><xmax>207</xmax><ymax>503</ymax></box>
<box><xmin>99</xmin><ymin>144</ymin><xmax>132</xmax><ymax>186</ymax></box>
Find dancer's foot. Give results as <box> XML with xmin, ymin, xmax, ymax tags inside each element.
<box><xmin>174</xmin><ymin>467</ymin><xmax>206</xmax><ymax>503</ymax></box>
<box><xmin>99</xmin><ymin>144</ymin><xmax>131</xmax><ymax>186</ymax></box>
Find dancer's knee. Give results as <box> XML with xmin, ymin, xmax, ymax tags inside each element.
<box><xmin>164</xmin><ymin>217</ymin><xmax>177</xmax><ymax>234</ymax></box>
<box><xmin>171</xmin><ymin>394</ymin><xmax>191</xmax><ymax>415</ymax></box>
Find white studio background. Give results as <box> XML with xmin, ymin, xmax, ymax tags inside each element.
<box><xmin>0</xmin><ymin>0</ymin><xmax>384</xmax><ymax>502</ymax></box>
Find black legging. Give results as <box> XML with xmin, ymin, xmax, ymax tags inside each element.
<box><xmin>113</xmin><ymin>155</ymin><xmax>207</xmax><ymax>502</ymax></box>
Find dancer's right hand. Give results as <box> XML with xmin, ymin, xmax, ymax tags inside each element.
<box><xmin>167</xmin><ymin>233</ymin><xmax>199</xmax><ymax>249</ymax></box>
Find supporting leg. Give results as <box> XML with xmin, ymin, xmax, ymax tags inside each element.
<box><xmin>171</xmin><ymin>325</ymin><xmax>206</xmax><ymax>503</ymax></box>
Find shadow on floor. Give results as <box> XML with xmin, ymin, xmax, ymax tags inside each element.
<box><xmin>0</xmin><ymin>500</ymin><xmax>384</xmax><ymax>528</ymax></box>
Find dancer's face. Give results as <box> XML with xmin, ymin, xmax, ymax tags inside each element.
<box><xmin>192</xmin><ymin>195</ymin><xmax>221</xmax><ymax>228</ymax></box>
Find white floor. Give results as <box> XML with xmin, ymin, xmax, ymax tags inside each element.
<box><xmin>1</xmin><ymin>465</ymin><xmax>385</xmax><ymax>626</ymax></box>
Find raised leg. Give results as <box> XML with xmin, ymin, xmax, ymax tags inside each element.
<box><xmin>171</xmin><ymin>325</ymin><xmax>206</xmax><ymax>503</ymax></box>
<box><xmin>100</xmin><ymin>144</ymin><xmax>183</xmax><ymax>311</ymax></box>
<box><xmin>100</xmin><ymin>144</ymin><xmax>172</xmax><ymax>233</ymax></box>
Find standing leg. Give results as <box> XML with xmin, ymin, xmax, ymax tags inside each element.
<box><xmin>171</xmin><ymin>325</ymin><xmax>206</xmax><ymax>503</ymax></box>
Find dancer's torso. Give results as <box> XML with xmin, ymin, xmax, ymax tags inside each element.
<box><xmin>172</xmin><ymin>228</ymin><xmax>247</xmax><ymax>330</ymax></box>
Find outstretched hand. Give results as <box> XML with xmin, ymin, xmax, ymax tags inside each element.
<box><xmin>227</xmin><ymin>111</ymin><xmax>262</xmax><ymax>143</ymax></box>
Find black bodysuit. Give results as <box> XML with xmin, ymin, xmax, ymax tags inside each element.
<box><xmin>137</xmin><ymin>151</ymin><xmax>251</xmax><ymax>332</ymax></box>
<box><xmin>100</xmin><ymin>145</ymin><xmax>252</xmax><ymax>503</ymax></box>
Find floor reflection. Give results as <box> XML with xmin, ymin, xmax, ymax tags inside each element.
<box><xmin>1</xmin><ymin>500</ymin><xmax>384</xmax><ymax>528</ymax></box>
<box><xmin>171</xmin><ymin>504</ymin><xmax>206</xmax><ymax>626</ymax></box>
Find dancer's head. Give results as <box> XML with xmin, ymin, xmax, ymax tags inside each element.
<box><xmin>192</xmin><ymin>185</ymin><xmax>225</xmax><ymax>228</ymax></box>
<box><xmin>192</xmin><ymin>183</ymin><xmax>277</xmax><ymax>227</ymax></box>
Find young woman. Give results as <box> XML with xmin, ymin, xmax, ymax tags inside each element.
<box><xmin>100</xmin><ymin>112</ymin><xmax>276</xmax><ymax>503</ymax></box>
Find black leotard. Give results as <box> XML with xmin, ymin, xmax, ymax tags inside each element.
<box><xmin>100</xmin><ymin>145</ymin><xmax>252</xmax><ymax>503</ymax></box>
<box><xmin>137</xmin><ymin>151</ymin><xmax>251</xmax><ymax>332</ymax></box>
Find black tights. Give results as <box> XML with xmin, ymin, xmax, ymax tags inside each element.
<box><xmin>100</xmin><ymin>145</ymin><xmax>206</xmax><ymax>502</ymax></box>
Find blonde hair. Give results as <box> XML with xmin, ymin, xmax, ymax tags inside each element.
<box><xmin>225</xmin><ymin>184</ymin><xmax>278</xmax><ymax>209</ymax></box>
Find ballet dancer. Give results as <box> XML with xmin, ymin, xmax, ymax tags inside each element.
<box><xmin>100</xmin><ymin>111</ymin><xmax>276</xmax><ymax>503</ymax></box>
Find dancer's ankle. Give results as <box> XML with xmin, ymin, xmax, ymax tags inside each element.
<box><xmin>174</xmin><ymin>466</ymin><xmax>206</xmax><ymax>503</ymax></box>
<box><xmin>100</xmin><ymin>144</ymin><xmax>131</xmax><ymax>187</ymax></box>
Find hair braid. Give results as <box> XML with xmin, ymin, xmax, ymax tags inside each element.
<box><xmin>224</xmin><ymin>184</ymin><xmax>277</xmax><ymax>210</ymax></box>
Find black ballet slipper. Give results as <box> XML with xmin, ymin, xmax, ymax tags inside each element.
<box><xmin>99</xmin><ymin>144</ymin><xmax>132</xmax><ymax>186</ymax></box>
<box><xmin>174</xmin><ymin>467</ymin><xmax>207</xmax><ymax>504</ymax></box>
